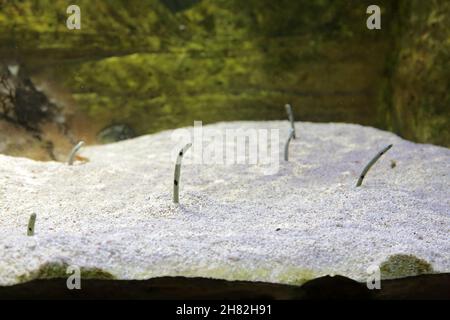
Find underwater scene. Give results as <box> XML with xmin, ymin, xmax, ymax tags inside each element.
<box><xmin>0</xmin><ymin>0</ymin><xmax>449</xmax><ymax>305</ymax></box>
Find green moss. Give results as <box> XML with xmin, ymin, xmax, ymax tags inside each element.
<box><xmin>133</xmin><ymin>266</ymin><xmax>318</xmax><ymax>286</ymax></box>
<box><xmin>0</xmin><ymin>0</ymin><xmax>173</xmax><ymax>55</ymax></box>
<box><xmin>1</xmin><ymin>0</ymin><xmax>448</xmax><ymax>147</ymax></box>
<box><xmin>276</xmin><ymin>268</ymin><xmax>318</xmax><ymax>286</ymax></box>
<box><xmin>380</xmin><ymin>254</ymin><xmax>434</xmax><ymax>280</ymax></box>
<box><xmin>17</xmin><ymin>262</ymin><xmax>115</xmax><ymax>283</ymax></box>
<box><xmin>0</xmin><ymin>0</ymin><xmax>395</xmax><ymax>138</ymax></box>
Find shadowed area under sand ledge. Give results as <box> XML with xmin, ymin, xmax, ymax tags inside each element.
<box><xmin>0</xmin><ymin>274</ymin><xmax>449</xmax><ymax>300</ymax></box>
<box><xmin>0</xmin><ymin>121</ymin><xmax>449</xmax><ymax>286</ymax></box>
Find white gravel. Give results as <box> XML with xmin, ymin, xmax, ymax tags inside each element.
<box><xmin>0</xmin><ymin>121</ymin><xmax>449</xmax><ymax>286</ymax></box>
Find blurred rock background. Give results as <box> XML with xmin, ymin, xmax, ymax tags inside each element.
<box><xmin>0</xmin><ymin>0</ymin><xmax>448</xmax><ymax>160</ymax></box>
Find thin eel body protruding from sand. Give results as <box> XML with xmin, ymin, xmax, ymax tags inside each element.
<box><xmin>67</xmin><ymin>141</ymin><xmax>85</xmax><ymax>165</ymax></box>
<box><xmin>27</xmin><ymin>213</ymin><xmax>36</xmax><ymax>236</ymax></box>
<box><xmin>285</xmin><ymin>104</ymin><xmax>296</xmax><ymax>139</ymax></box>
<box><xmin>356</xmin><ymin>144</ymin><xmax>393</xmax><ymax>187</ymax></box>
<box><xmin>284</xmin><ymin>128</ymin><xmax>295</xmax><ymax>161</ymax></box>
<box><xmin>173</xmin><ymin>143</ymin><xmax>192</xmax><ymax>204</ymax></box>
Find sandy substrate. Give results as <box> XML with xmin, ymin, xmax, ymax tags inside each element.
<box><xmin>0</xmin><ymin>121</ymin><xmax>449</xmax><ymax>286</ymax></box>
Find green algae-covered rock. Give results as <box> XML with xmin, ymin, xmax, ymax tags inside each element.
<box><xmin>0</xmin><ymin>0</ymin><xmax>394</xmax><ymax>139</ymax></box>
<box><xmin>0</xmin><ymin>0</ymin><xmax>448</xmax><ymax>150</ymax></box>
<box><xmin>380</xmin><ymin>254</ymin><xmax>434</xmax><ymax>280</ymax></box>
<box><xmin>17</xmin><ymin>262</ymin><xmax>115</xmax><ymax>283</ymax></box>
<box><xmin>379</xmin><ymin>1</ymin><xmax>450</xmax><ymax>147</ymax></box>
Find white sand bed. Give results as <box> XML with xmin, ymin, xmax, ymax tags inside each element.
<box><xmin>0</xmin><ymin>121</ymin><xmax>449</xmax><ymax>286</ymax></box>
